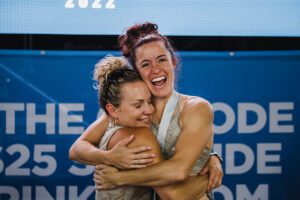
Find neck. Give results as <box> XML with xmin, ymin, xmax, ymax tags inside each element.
<box><xmin>153</xmin><ymin>91</ymin><xmax>174</xmax><ymax>124</ymax></box>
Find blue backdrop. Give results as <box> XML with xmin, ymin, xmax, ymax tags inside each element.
<box><xmin>1</xmin><ymin>0</ymin><xmax>300</xmax><ymax>36</ymax></box>
<box><xmin>0</xmin><ymin>50</ymin><xmax>299</xmax><ymax>200</ymax></box>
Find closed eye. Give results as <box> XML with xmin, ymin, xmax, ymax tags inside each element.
<box><xmin>141</xmin><ymin>63</ymin><xmax>149</xmax><ymax>68</ymax></box>
<box><xmin>148</xmin><ymin>99</ymin><xmax>153</xmax><ymax>105</ymax></box>
<box><xmin>134</xmin><ymin>103</ymin><xmax>142</xmax><ymax>108</ymax></box>
<box><xmin>140</xmin><ymin>61</ymin><xmax>150</xmax><ymax>68</ymax></box>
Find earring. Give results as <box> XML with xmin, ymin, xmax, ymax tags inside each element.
<box><xmin>112</xmin><ymin>118</ymin><xmax>117</xmax><ymax>127</ymax></box>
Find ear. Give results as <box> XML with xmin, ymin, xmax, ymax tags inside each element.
<box><xmin>105</xmin><ymin>103</ymin><xmax>118</xmax><ymax>119</ymax></box>
<box><xmin>172</xmin><ymin>57</ymin><xmax>178</xmax><ymax>69</ymax></box>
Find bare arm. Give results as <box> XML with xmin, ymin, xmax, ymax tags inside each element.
<box><xmin>95</xmin><ymin>126</ymin><xmax>209</xmax><ymax>199</ymax></box>
<box><xmin>154</xmin><ymin>175</ymin><xmax>209</xmax><ymax>200</ymax></box>
<box><xmin>97</xmin><ymin>99</ymin><xmax>214</xmax><ymax>187</ymax></box>
<box><xmin>69</xmin><ymin>113</ymin><xmax>155</xmax><ymax>168</ymax></box>
<box><xmin>69</xmin><ymin>114</ymin><xmax>111</xmax><ymax>165</ymax></box>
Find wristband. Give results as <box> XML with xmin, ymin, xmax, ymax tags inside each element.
<box><xmin>210</xmin><ymin>152</ymin><xmax>223</xmax><ymax>164</ymax></box>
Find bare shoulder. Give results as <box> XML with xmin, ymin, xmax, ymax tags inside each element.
<box><xmin>107</xmin><ymin>126</ymin><xmax>162</xmax><ymax>163</ymax></box>
<box><xmin>126</xmin><ymin>127</ymin><xmax>158</xmax><ymax>148</ymax></box>
<box><xmin>108</xmin><ymin>126</ymin><xmax>158</xmax><ymax>149</ymax></box>
<box><xmin>106</xmin><ymin>127</ymin><xmax>131</xmax><ymax>150</ymax></box>
<box><xmin>115</xmin><ymin>127</ymin><xmax>154</xmax><ymax>139</ymax></box>
<box><xmin>180</xmin><ymin>94</ymin><xmax>213</xmax><ymax>116</ymax></box>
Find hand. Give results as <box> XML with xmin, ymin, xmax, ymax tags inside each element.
<box><xmin>108</xmin><ymin>135</ymin><xmax>155</xmax><ymax>169</ymax></box>
<box><xmin>94</xmin><ymin>164</ymin><xmax>119</xmax><ymax>190</ymax></box>
<box><xmin>198</xmin><ymin>155</ymin><xmax>223</xmax><ymax>192</ymax></box>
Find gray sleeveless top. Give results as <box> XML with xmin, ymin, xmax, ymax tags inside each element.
<box><xmin>96</xmin><ymin>124</ymin><xmax>152</xmax><ymax>200</ymax></box>
<box><xmin>151</xmin><ymin>95</ymin><xmax>211</xmax><ymax>175</ymax></box>
<box><xmin>151</xmin><ymin>95</ymin><xmax>213</xmax><ymax>200</ymax></box>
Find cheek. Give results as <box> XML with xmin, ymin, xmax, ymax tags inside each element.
<box><xmin>138</xmin><ymin>69</ymin><xmax>149</xmax><ymax>80</ymax></box>
<box><xmin>126</xmin><ymin>109</ymin><xmax>139</xmax><ymax>119</ymax></box>
<box><xmin>166</xmin><ymin>62</ymin><xmax>175</xmax><ymax>71</ymax></box>
<box><xmin>133</xmin><ymin>110</ymin><xmax>143</xmax><ymax>119</ymax></box>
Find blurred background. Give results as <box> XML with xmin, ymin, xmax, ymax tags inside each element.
<box><xmin>0</xmin><ymin>1</ymin><xmax>300</xmax><ymax>199</ymax></box>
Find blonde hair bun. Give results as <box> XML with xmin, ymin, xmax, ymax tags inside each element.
<box><xmin>93</xmin><ymin>55</ymin><xmax>130</xmax><ymax>89</ymax></box>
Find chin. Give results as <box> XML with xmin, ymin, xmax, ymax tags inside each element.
<box><xmin>140</xmin><ymin>123</ymin><xmax>151</xmax><ymax>128</ymax></box>
<box><xmin>153</xmin><ymin>89</ymin><xmax>171</xmax><ymax>99</ymax></box>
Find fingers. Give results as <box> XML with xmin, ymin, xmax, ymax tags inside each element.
<box><xmin>198</xmin><ymin>165</ymin><xmax>208</xmax><ymax>176</ymax></box>
<box><xmin>205</xmin><ymin>154</ymin><xmax>224</xmax><ymax>192</ymax></box>
<box><xmin>206</xmin><ymin>169</ymin><xmax>216</xmax><ymax>192</ymax></box>
<box><xmin>119</xmin><ymin>158</ymin><xmax>153</xmax><ymax>169</ymax></box>
<box><xmin>216</xmin><ymin>172</ymin><xmax>223</xmax><ymax>187</ymax></box>
<box><xmin>118</xmin><ymin>135</ymin><xmax>135</xmax><ymax>146</ymax></box>
<box><xmin>94</xmin><ymin>180</ymin><xmax>117</xmax><ymax>190</ymax></box>
<box><xmin>122</xmin><ymin>149</ymin><xmax>155</xmax><ymax>168</ymax></box>
<box><xmin>93</xmin><ymin>166</ymin><xmax>118</xmax><ymax>191</ymax></box>
<box><xmin>127</xmin><ymin>157</ymin><xmax>155</xmax><ymax>168</ymax></box>
<box><xmin>130</xmin><ymin>153</ymin><xmax>156</xmax><ymax>166</ymax></box>
<box><xmin>95</xmin><ymin>164</ymin><xmax>113</xmax><ymax>175</ymax></box>
<box><xmin>95</xmin><ymin>164</ymin><xmax>109</xmax><ymax>170</ymax></box>
<box><xmin>206</xmin><ymin>167</ymin><xmax>223</xmax><ymax>192</ymax></box>
<box><xmin>215</xmin><ymin>167</ymin><xmax>223</xmax><ymax>187</ymax></box>
<box><xmin>134</xmin><ymin>153</ymin><xmax>155</xmax><ymax>160</ymax></box>
<box><xmin>93</xmin><ymin>173</ymin><xmax>102</xmax><ymax>185</ymax></box>
<box><xmin>94</xmin><ymin>171</ymin><xmax>117</xmax><ymax>190</ymax></box>
<box><xmin>133</xmin><ymin>158</ymin><xmax>154</xmax><ymax>165</ymax></box>
<box><xmin>130</xmin><ymin>146</ymin><xmax>152</xmax><ymax>154</ymax></box>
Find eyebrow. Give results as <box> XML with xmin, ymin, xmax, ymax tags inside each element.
<box><xmin>139</xmin><ymin>59</ymin><xmax>149</xmax><ymax>65</ymax></box>
<box><xmin>126</xmin><ymin>96</ymin><xmax>151</xmax><ymax>103</ymax></box>
<box><xmin>139</xmin><ymin>54</ymin><xmax>166</xmax><ymax>65</ymax></box>
<box><xmin>129</xmin><ymin>100</ymin><xmax>145</xmax><ymax>105</ymax></box>
<box><xmin>157</xmin><ymin>55</ymin><xmax>167</xmax><ymax>59</ymax></box>
<box><xmin>123</xmin><ymin>98</ymin><xmax>144</xmax><ymax>103</ymax></box>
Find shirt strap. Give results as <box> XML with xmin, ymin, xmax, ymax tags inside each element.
<box><xmin>157</xmin><ymin>91</ymin><xmax>179</xmax><ymax>149</ymax></box>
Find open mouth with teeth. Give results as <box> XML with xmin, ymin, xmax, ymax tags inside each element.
<box><xmin>139</xmin><ymin>117</ymin><xmax>151</xmax><ymax>123</ymax></box>
<box><xmin>151</xmin><ymin>76</ymin><xmax>167</xmax><ymax>86</ymax></box>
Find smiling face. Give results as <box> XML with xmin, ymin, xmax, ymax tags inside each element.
<box><xmin>134</xmin><ymin>41</ymin><xmax>176</xmax><ymax>100</ymax></box>
<box><xmin>112</xmin><ymin>81</ymin><xmax>154</xmax><ymax>128</ymax></box>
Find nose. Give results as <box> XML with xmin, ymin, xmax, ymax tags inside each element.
<box><xmin>144</xmin><ymin>103</ymin><xmax>154</xmax><ymax>115</ymax></box>
<box><xmin>151</xmin><ymin>61</ymin><xmax>162</xmax><ymax>73</ymax></box>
